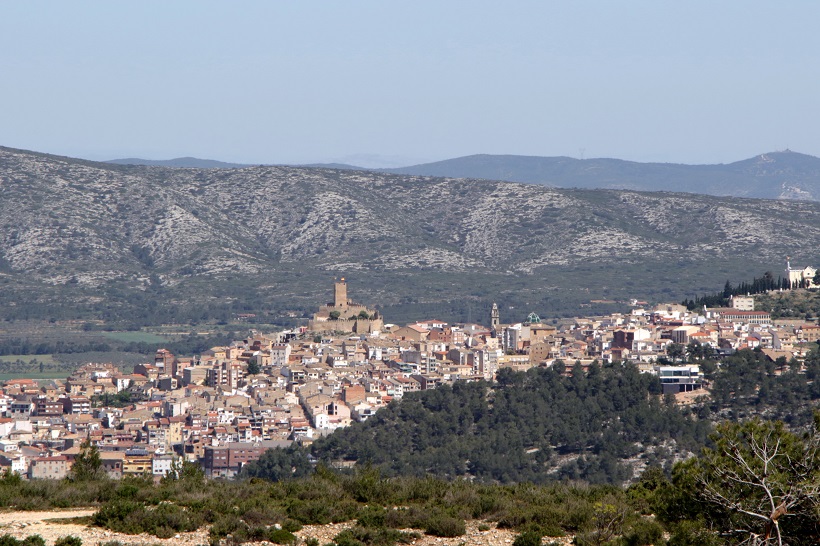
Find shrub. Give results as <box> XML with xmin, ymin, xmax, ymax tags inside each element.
<box><xmin>94</xmin><ymin>500</ymin><xmax>203</xmax><ymax>537</ymax></box>
<box><xmin>424</xmin><ymin>516</ymin><xmax>465</xmax><ymax>537</ymax></box>
<box><xmin>153</xmin><ymin>525</ymin><xmax>175</xmax><ymax>539</ymax></box>
<box><xmin>526</xmin><ymin>524</ymin><xmax>564</xmax><ymax>538</ymax></box>
<box><xmin>246</xmin><ymin>527</ymin><xmax>270</xmax><ymax>542</ymax></box>
<box><xmin>115</xmin><ymin>483</ymin><xmax>140</xmax><ymax>499</ymax></box>
<box><xmin>496</xmin><ymin>509</ymin><xmax>528</xmax><ymax>529</ymax></box>
<box><xmin>208</xmin><ymin>514</ymin><xmax>242</xmax><ymax>544</ymax></box>
<box><xmin>357</xmin><ymin>506</ymin><xmax>388</xmax><ymax>528</ymax></box>
<box><xmin>92</xmin><ymin>499</ymin><xmax>142</xmax><ymax>529</ymax></box>
<box><xmin>623</xmin><ymin>519</ymin><xmax>663</xmax><ymax>546</ymax></box>
<box><xmin>0</xmin><ymin>537</ymin><xmax>47</xmax><ymax>546</ymax></box>
<box><xmin>346</xmin><ymin>468</ymin><xmax>393</xmax><ymax>504</ymax></box>
<box><xmin>0</xmin><ymin>469</ymin><xmax>21</xmax><ymax>486</ymax></box>
<box><xmin>666</xmin><ymin>520</ymin><xmax>721</xmax><ymax>546</ymax></box>
<box><xmin>334</xmin><ymin>532</ymin><xmax>365</xmax><ymax>546</ymax></box>
<box><xmin>384</xmin><ymin>506</ymin><xmax>429</xmax><ymax>529</ymax></box>
<box><xmin>512</xmin><ymin>531</ymin><xmax>542</xmax><ymax>546</ymax></box>
<box><xmin>330</xmin><ymin>500</ymin><xmax>361</xmax><ymax>523</ymax></box>
<box><xmin>287</xmin><ymin>499</ymin><xmax>332</xmax><ymax>524</ymax></box>
<box><xmin>333</xmin><ymin>527</ymin><xmax>419</xmax><ymax>546</ymax></box>
<box><xmin>471</xmin><ymin>493</ymin><xmax>507</xmax><ymax>519</ymax></box>
<box><xmin>54</xmin><ymin>538</ymin><xmax>82</xmax><ymax>546</ymax></box>
<box><xmin>269</xmin><ymin>529</ymin><xmax>297</xmax><ymax>544</ymax></box>
<box><xmin>241</xmin><ymin>507</ymin><xmax>286</xmax><ymax>526</ymax></box>
<box><xmin>281</xmin><ymin>518</ymin><xmax>303</xmax><ymax>532</ymax></box>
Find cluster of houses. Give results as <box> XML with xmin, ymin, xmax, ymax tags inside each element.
<box><xmin>0</xmin><ymin>281</ymin><xmax>816</xmax><ymax>480</ymax></box>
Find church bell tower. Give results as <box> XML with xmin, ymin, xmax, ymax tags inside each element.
<box><xmin>491</xmin><ymin>302</ymin><xmax>500</xmax><ymax>331</ymax></box>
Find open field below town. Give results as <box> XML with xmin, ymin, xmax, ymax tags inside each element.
<box><xmin>0</xmin><ymin>355</ymin><xmax>58</xmax><ymax>365</ymax></box>
<box><xmin>0</xmin><ymin>318</ymin><xmax>249</xmax><ymax>373</ymax></box>
<box><xmin>100</xmin><ymin>331</ymin><xmax>175</xmax><ymax>344</ymax></box>
<box><xmin>0</xmin><ymin>372</ymin><xmax>73</xmax><ymax>382</ymax></box>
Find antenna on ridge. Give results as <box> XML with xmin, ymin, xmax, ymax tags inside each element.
<box><xmin>579</xmin><ymin>148</ymin><xmax>586</xmax><ymax>161</ymax></box>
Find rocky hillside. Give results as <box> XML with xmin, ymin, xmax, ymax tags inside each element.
<box><xmin>1</xmin><ymin>146</ymin><xmax>818</xmax><ymax>324</ymax></box>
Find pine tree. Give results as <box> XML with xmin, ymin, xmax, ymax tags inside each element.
<box><xmin>247</xmin><ymin>360</ymin><xmax>261</xmax><ymax>375</ymax></box>
<box><xmin>71</xmin><ymin>438</ymin><xmax>103</xmax><ymax>481</ymax></box>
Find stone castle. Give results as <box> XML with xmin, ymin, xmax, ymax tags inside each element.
<box><xmin>308</xmin><ymin>278</ymin><xmax>384</xmax><ymax>334</ymax></box>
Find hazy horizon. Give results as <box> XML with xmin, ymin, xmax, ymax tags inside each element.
<box><xmin>2</xmin><ymin>1</ymin><xmax>819</xmax><ymax>166</ymax></box>
<box><xmin>99</xmin><ymin>148</ymin><xmax>811</xmax><ymax>170</ymax></box>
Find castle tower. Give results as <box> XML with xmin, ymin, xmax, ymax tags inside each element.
<box><xmin>491</xmin><ymin>302</ymin><xmax>500</xmax><ymax>331</ymax></box>
<box><xmin>334</xmin><ymin>277</ymin><xmax>348</xmax><ymax>308</ymax></box>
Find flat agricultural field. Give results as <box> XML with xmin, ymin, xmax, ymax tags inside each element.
<box><xmin>101</xmin><ymin>331</ymin><xmax>172</xmax><ymax>343</ymax></box>
<box><xmin>0</xmin><ymin>371</ymin><xmax>72</xmax><ymax>381</ymax></box>
<box><xmin>0</xmin><ymin>354</ymin><xmax>57</xmax><ymax>364</ymax></box>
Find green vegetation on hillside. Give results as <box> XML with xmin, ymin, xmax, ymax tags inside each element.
<box><xmin>247</xmin><ymin>363</ymin><xmax>711</xmax><ymax>485</ymax></box>
<box><xmin>247</xmin><ymin>349</ymin><xmax>820</xmax><ymax>488</ymax></box>
<box><xmin>708</xmin><ymin>348</ymin><xmax>820</xmax><ymax>426</ymax></box>
<box><xmin>682</xmin><ymin>271</ymin><xmax>794</xmax><ymax>310</ymax></box>
<box><xmin>682</xmin><ymin>269</ymin><xmax>820</xmax><ymax>320</ymax></box>
<box><xmin>755</xmin><ymin>289</ymin><xmax>820</xmax><ymax>320</ymax></box>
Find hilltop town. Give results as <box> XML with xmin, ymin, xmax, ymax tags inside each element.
<box><xmin>0</xmin><ymin>278</ymin><xmax>817</xmax><ymax>482</ymax></box>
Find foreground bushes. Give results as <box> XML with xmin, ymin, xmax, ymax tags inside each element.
<box><xmin>0</xmin><ymin>468</ymin><xmax>669</xmax><ymax>544</ymax></box>
<box><xmin>0</xmin><ymin>466</ymin><xmax>719</xmax><ymax>545</ymax></box>
<box><xmin>333</xmin><ymin>527</ymin><xmax>420</xmax><ymax>546</ymax></box>
<box><xmin>0</xmin><ymin>472</ymin><xmax>113</xmax><ymax>510</ymax></box>
<box><xmin>92</xmin><ymin>499</ymin><xmax>204</xmax><ymax>538</ymax></box>
<box><xmin>423</xmin><ymin>516</ymin><xmax>465</xmax><ymax>538</ymax></box>
<box><xmin>0</xmin><ymin>536</ymin><xmax>46</xmax><ymax>546</ymax></box>
<box><xmin>82</xmin><ymin>469</ymin><xmax>669</xmax><ymax>545</ymax></box>
<box><xmin>53</xmin><ymin>538</ymin><xmax>83</xmax><ymax>546</ymax></box>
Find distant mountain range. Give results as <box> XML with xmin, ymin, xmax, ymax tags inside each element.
<box><xmin>384</xmin><ymin>151</ymin><xmax>820</xmax><ymax>201</ymax></box>
<box><xmin>295</xmin><ymin>162</ymin><xmax>363</xmax><ymax>170</ymax></box>
<box><xmin>106</xmin><ymin>157</ymin><xmax>252</xmax><ymax>169</ymax></box>
<box><xmin>108</xmin><ymin>151</ymin><xmax>820</xmax><ymax>201</ymax></box>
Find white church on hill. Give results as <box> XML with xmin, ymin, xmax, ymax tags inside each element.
<box><xmin>785</xmin><ymin>257</ymin><xmax>818</xmax><ymax>288</ymax></box>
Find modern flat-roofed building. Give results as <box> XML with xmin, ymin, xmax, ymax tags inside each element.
<box><xmin>655</xmin><ymin>365</ymin><xmax>704</xmax><ymax>395</ymax></box>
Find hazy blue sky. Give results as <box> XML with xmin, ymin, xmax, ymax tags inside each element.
<box><xmin>2</xmin><ymin>1</ymin><xmax>818</xmax><ymax>167</ymax></box>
